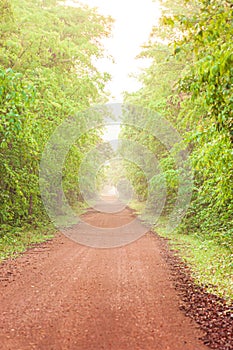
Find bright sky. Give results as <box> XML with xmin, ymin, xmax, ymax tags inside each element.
<box><xmin>65</xmin><ymin>0</ymin><xmax>161</xmax><ymax>140</ymax></box>
<box><xmin>66</xmin><ymin>0</ymin><xmax>161</xmax><ymax>102</ymax></box>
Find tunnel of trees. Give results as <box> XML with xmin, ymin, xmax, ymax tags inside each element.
<box><xmin>0</xmin><ymin>0</ymin><xmax>232</xmax><ymax>298</ymax></box>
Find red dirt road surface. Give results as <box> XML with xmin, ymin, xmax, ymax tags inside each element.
<box><xmin>0</xmin><ymin>207</ymin><xmax>210</xmax><ymax>350</ymax></box>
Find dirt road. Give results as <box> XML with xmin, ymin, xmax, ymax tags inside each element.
<box><xmin>0</xmin><ymin>207</ymin><xmax>209</xmax><ymax>350</ymax></box>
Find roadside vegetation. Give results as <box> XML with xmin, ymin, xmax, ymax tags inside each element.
<box><xmin>0</xmin><ymin>0</ymin><xmax>232</xmax><ymax>303</ymax></box>
<box><xmin>123</xmin><ymin>0</ymin><xmax>233</xmax><ymax>302</ymax></box>
<box><xmin>0</xmin><ymin>0</ymin><xmax>112</xmax><ymax>258</ymax></box>
<box><xmin>131</xmin><ymin>199</ymin><xmax>232</xmax><ymax>301</ymax></box>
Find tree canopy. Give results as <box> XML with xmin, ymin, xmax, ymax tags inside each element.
<box><xmin>0</xmin><ymin>0</ymin><xmax>112</xmax><ymax>229</ymax></box>
<box><xmin>122</xmin><ymin>0</ymin><xmax>233</xmax><ymax>248</ymax></box>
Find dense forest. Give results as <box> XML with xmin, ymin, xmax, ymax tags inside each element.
<box><xmin>0</xmin><ymin>0</ymin><xmax>112</xmax><ymax>233</ymax></box>
<box><xmin>118</xmin><ymin>0</ymin><xmax>232</xmax><ymax>299</ymax></box>
<box><xmin>122</xmin><ymin>0</ymin><xmax>233</xmax><ymax>249</ymax></box>
<box><xmin>0</xmin><ymin>0</ymin><xmax>232</xmax><ymax>298</ymax></box>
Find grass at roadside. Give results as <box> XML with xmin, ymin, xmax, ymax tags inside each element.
<box><xmin>157</xmin><ymin>223</ymin><xmax>233</xmax><ymax>302</ymax></box>
<box><xmin>0</xmin><ymin>203</ymin><xmax>88</xmax><ymax>262</ymax></box>
<box><xmin>0</xmin><ymin>224</ymin><xmax>55</xmax><ymax>262</ymax></box>
<box><xmin>129</xmin><ymin>200</ymin><xmax>233</xmax><ymax>302</ymax></box>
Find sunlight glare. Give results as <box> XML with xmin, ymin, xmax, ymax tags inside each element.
<box><xmin>65</xmin><ymin>0</ymin><xmax>161</xmax><ymax>101</ymax></box>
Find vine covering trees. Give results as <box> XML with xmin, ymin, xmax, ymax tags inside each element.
<box><xmin>123</xmin><ymin>0</ymin><xmax>233</xmax><ymax>248</ymax></box>
<box><xmin>1</xmin><ymin>0</ymin><xmax>232</xmax><ymax>251</ymax></box>
<box><xmin>0</xmin><ymin>0</ymin><xmax>112</xmax><ymax>229</ymax></box>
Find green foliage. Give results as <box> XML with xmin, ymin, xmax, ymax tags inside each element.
<box><xmin>172</xmin><ymin>0</ymin><xmax>233</xmax><ymax>247</ymax></box>
<box><xmin>0</xmin><ymin>0</ymin><xmax>112</xmax><ymax>234</ymax></box>
<box><xmin>156</xmin><ymin>221</ymin><xmax>233</xmax><ymax>301</ymax></box>
<box><xmin>176</xmin><ymin>0</ymin><xmax>233</xmax><ymax>137</ymax></box>
<box><xmin>123</xmin><ymin>0</ymin><xmax>233</xmax><ymax>250</ymax></box>
<box><xmin>0</xmin><ymin>224</ymin><xmax>54</xmax><ymax>262</ymax></box>
<box><xmin>130</xmin><ymin>198</ymin><xmax>233</xmax><ymax>301</ymax></box>
<box><xmin>0</xmin><ymin>68</ymin><xmax>39</xmax><ymax>224</ymax></box>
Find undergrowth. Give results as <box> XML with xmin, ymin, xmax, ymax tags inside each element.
<box><xmin>0</xmin><ymin>223</ymin><xmax>55</xmax><ymax>262</ymax></box>
<box><xmin>0</xmin><ymin>203</ymin><xmax>87</xmax><ymax>262</ymax></box>
<box><xmin>130</xmin><ymin>200</ymin><xmax>233</xmax><ymax>302</ymax></box>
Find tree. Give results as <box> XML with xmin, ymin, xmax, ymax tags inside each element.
<box><xmin>0</xmin><ymin>0</ymin><xmax>112</xmax><ymax>228</ymax></box>
<box><xmin>122</xmin><ymin>0</ymin><xmax>233</xmax><ymax>247</ymax></box>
